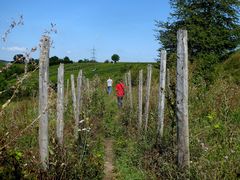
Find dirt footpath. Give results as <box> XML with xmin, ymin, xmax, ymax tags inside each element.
<box><xmin>104</xmin><ymin>139</ymin><xmax>115</xmax><ymax>180</ymax></box>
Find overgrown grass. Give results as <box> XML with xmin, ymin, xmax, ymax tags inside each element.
<box><xmin>0</xmin><ymin>62</ymin><xmax>6</xmax><ymax>68</ymax></box>
<box><xmin>103</xmin><ymin>92</ymin><xmax>151</xmax><ymax>179</ymax></box>
<box><xmin>0</xmin><ymin>51</ymin><xmax>239</xmax><ymax>179</ymax></box>
<box><xmin>0</xmin><ymin>78</ymin><xmax>106</xmax><ymax>179</ymax></box>
<box><xmin>100</xmin><ymin>50</ymin><xmax>240</xmax><ymax>179</ymax></box>
<box><xmin>118</xmin><ymin>51</ymin><xmax>240</xmax><ymax>179</ymax></box>
<box><xmin>188</xmin><ymin>76</ymin><xmax>240</xmax><ymax>179</ymax></box>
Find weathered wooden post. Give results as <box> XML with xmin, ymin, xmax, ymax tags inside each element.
<box><xmin>77</xmin><ymin>70</ymin><xmax>83</xmax><ymax>120</ymax></box>
<box><xmin>124</xmin><ymin>73</ymin><xmax>128</xmax><ymax>100</ymax></box>
<box><xmin>24</xmin><ymin>58</ymin><xmax>28</xmax><ymax>74</ymax></box>
<box><xmin>56</xmin><ymin>64</ymin><xmax>64</xmax><ymax>145</ymax></box>
<box><xmin>138</xmin><ymin>69</ymin><xmax>143</xmax><ymax>131</ymax></box>
<box><xmin>86</xmin><ymin>78</ymin><xmax>90</xmax><ymax>99</ymax></box>
<box><xmin>144</xmin><ymin>64</ymin><xmax>152</xmax><ymax>131</ymax></box>
<box><xmin>167</xmin><ymin>68</ymin><xmax>170</xmax><ymax>90</ymax></box>
<box><xmin>157</xmin><ymin>50</ymin><xmax>167</xmax><ymax>143</ymax></box>
<box><xmin>176</xmin><ymin>29</ymin><xmax>190</xmax><ymax>169</ymax></box>
<box><xmin>65</xmin><ymin>79</ymin><xmax>69</xmax><ymax>108</ymax></box>
<box><xmin>39</xmin><ymin>35</ymin><xmax>50</xmax><ymax>170</ymax></box>
<box><xmin>71</xmin><ymin>74</ymin><xmax>78</xmax><ymax>140</ymax></box>
<box><xmin>124</xmin><ymin>73</ymin><xmax>128</xmax><ymax>87</ymax></box>
<box><xmin>128</xmin><ymin>71</ymin><xmax>133</xmax><ymax>109</ymax></box>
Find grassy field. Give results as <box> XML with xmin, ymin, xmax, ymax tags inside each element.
<box><xmin>0</xmin><ymin>62</ymin><xmax>5</xmax><ymax>68</ymax></box>
<box><xmin>0</xmin><ymin>51</ymin><xmax>239</xmax><ymax>179</ymax></box>
<box><xmin>44</xmin><ymin>62</ymin><xmax>156</xmax><ymax>84</ymax></box>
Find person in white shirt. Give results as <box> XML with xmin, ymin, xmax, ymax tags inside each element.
<box><xmin>107</xmin><ymin>77</ymin><xmax>113</xmax><ymax>95</ymax></box>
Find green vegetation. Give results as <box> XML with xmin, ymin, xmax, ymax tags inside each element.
<box><xmin>156</xmin><ymin>0</ymin><xmax>240</xmax><ymax>59</ymax></box>
<box><xmin>221</xmin><ymin>50</ymin><xmax>240</xmax><ymax>84</ymax></box>
<box><xmin>0</xmin><ymin>50</ymin><xmax>239</xmax><ymax>179</ymax></box>
<box><xmin>0</xmin><ymin>79</ymin><xmax>106</xmax><ymax>179</ymax></box>
<box><xmin>111</xmin><ymin>54</ymin><xmax>120</xmax><ymax>63</ymax></box>
<box><xmin>0</xmin><ymin>61</ymin><xmax>6</xmax><ymax>68</ymax></box>
<box><xmin>49</xmin><ymin>55</ymin><xmax>73</xmax><ymax>66</ymax></box>
<box><xmin>0</xmin><ymin>64</ymin><xmax>25</xmax><ymax>99</ymax></box>
<box><xmin>103</xmin><ymin>94</ymin><xmax>149</xmax><ymax>179</ymax></box>
<box><xmin>103</xmin><ymin>51</ymin><xmax>240</xmax><ymax>179</ymax></box>
<box><xmin>1</xmin><ymin>1</ymin><xmax>239</xmax><ymax>177</ymax></box>
<box><xmin>156</xmin><ymin>0</ymin><xmax>240</xmax><ymax>85</ymax></box>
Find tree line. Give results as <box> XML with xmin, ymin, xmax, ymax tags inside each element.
<box><xmin>12</xmin><ymin>53</ymin><xmax>121</xmax><ymax>65</ymax></box>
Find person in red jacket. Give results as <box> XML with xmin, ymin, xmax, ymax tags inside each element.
<box><xmin>115</xmin><ymin>79</ymin><xmax>125</xmax><ymax>108</ymax></box>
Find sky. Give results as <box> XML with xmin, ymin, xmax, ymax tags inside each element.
<box><xmin>0</xmin><ymin>0</ymin><xmax>171</xmax><ymax>62</ymax></box>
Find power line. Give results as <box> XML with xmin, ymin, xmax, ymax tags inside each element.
<box><xmin>91</xmin><ymin>47</ymin><xmax>96</xmax><ymax>61</ymax></box>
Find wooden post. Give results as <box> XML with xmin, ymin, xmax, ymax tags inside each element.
<box><xmin>56</xmin><ymin>64</ymin><xmax>64</xmax><ymax>145</ymax></box>
<box><xmin>86</xmin><ymin>78</ymin><xmax>90</xmax><ymax>99</ymax></box>
<box><xmin>71</xmin><ymin>74</ymin><xmax>78</xmax><ymax>140</ymax></box>
<box><xmin>138</xmin><ymin>69</ymin><xmax>143</xmax><ymax>131</ymax></box>
<box><xmin>157</xmin><ymin>50</ymin><xmax>167</xmax><ymax>143</ymax></box>
<box><xmin>65</xmin><ymin>79</ymin><xmax>69</xmax><ymax>108</ymax></box>
<box><xmin>128</xmin><ymin>71</ymin><xmax>133</xmax><ymax>109</ymax></box>
<box><xmin>124</xmin><ymin>73</ymin><xmax>128</xmax><ymax>100</ymax></box>
<box><xmin>176</xmin><ymin>30</ymin><xmax>190</xmax><ymax>169</ymax></box>
<box><xmin>24</xmin><ymin>58</ymin><xmax>28</xmax><ymax>74</ymax></box>
<box><xmin>124</xmin><ymin>73</ymin><xmax>128</xmax><ymax>86</ymax></box>
<box><xmin>167</xmin><ymin>68</ymin><xmax>170</xmax><ymax>91</ymax></box>
<box><xmin>77</xmin><ymin>70</ymin><xmax>83</xmax><ymax>120</ymax></box>
<box><xmin>39</xmin><ymin>35</ymin><xmax>50</xmax><ymax>170</ymax></box>
<box><xmin>144</xmin><ymin>64</ymin><xmax>152</xmax><ymax>131</ymax></box>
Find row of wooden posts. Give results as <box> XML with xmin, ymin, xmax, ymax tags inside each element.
<box><xmin>38</xmin><ymin>36</ymin><xmax>88</xmax><ymax>170</ymax></box>
<box><xmin>38</xmin><ymin>29</ymin><xmax>189</xmax><ymax>171</ymax></box>
<box><xmin>121</xmin><ymin>30</ymin><xmax>189</xmax><ymax>169</ymax></box>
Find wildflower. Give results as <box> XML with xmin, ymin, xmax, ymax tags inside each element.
<box><xmin>79</xmin><ymin>119</ymin><xmax>84</xmax><ymax>124</ymax></box>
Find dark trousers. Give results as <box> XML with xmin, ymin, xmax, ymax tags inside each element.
<box><xmin>107</xmin><ymin>86</ymin><xmax>112</xmax><ymax>95</ymax></box>
<box><xmin>117</xmin><ymin>96</ymin><xmax>123</xmax><ymax>108</ymax></box>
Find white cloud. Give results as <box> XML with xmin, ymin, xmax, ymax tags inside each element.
<box><xmin>1</xmin><ymin>46</ymin><xmax>26</xmax><ymax>52</ymax></box>
<box><xmin>66</xmin><ymin>50</ymin><xmax>71</xmax><ymax>54</ymax></box>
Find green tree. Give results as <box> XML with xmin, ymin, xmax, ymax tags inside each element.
<box><xmin>63</xmin><ymin>56</ymin><xmax>73</xmax><ymax>64</ymax></box>
<box><xmin>104</xmin><ymin>59</ymin><xmax>109</xmax><ymax>63</ymax></box>
<box><xmin>156</xmin><ymin>0</ymin><xmax>240</xmax><ymax>62</ymax></box>
<box><xmin>111</xmin><ymin>54</ymin><xmax>120</xmax><ymax>63</ymax></box>
<box><xmin>63</xmin><ymin>56</ymin><xmax>70</xmax><ymax>62</ymax></box>
<box><xmin>49</xmin><ymin>56</ymin><xmax>59</xmax><ymax>66</ymax></box>
<box><xmin>13</xmin><ymin>54</ymin><xmax>25</xmax><ymax>64</ymax></box>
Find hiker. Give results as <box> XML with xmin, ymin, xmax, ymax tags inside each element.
<box><xmin>107</xmin><ymin>77</ymin><xmax>113</xmax><ymax>95</ymax></box>
<box><xmin>115</xmin><ymin>79</ymin><xmax>125</xmax><ymax>108</ymax></box>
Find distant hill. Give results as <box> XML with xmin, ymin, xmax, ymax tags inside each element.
<box><xmin>0</xmin><ymin>60</ymin><xmax>11</xmax><ymax>68</ymax></box>
<box><xmin>0</xmin><ymin>60</ymin><xmax>10</xmax><ymax>63</ymax></box>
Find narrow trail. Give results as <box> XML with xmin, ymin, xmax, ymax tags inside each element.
<box><xmin>104</xmin><ymin>138</ymin><xmax>114</xmax><ymax>180</ymax></box>
<box><xmin>103</xmin><ymin>94</ymin><xmax>118</xmax><ymax>180</ymax></box>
